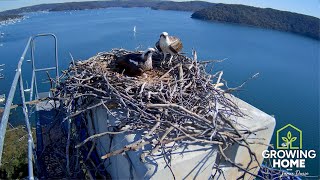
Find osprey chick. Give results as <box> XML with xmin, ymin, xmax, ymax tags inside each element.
<box><xmin>116</xmin><ymin>48</ymin><xmax>155</xmax><ymax>76</ymax></box>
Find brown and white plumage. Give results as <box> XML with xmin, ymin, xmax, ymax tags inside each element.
<box><xmin>156</xmin><ymin>32</ymin><xmax>183</xmax><ymax>65</ymax></box>
<box><xmin>116</xmin><ymin>48</ymin><xmax>155</xmax><ymax>76</ymax></box>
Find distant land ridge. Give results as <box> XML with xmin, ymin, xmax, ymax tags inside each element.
<box><xmin>0</xmin><ymin>1</ymin><xmax>319</xmax><ymax>40</ymax></box>
<box><xmin>191</xmin><ymin>4</ymin><xmax>320</xmax><ymax>40</ymax></box>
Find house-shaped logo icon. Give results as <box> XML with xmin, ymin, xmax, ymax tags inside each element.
<box><xmin>276</xmin><ymin>124</ymin><xmax>302</xmax><ymax>149</ymax></box>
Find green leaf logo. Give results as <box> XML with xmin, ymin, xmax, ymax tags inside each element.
<box><xmin>282</xmin><ymin>137</ymin><xmax>288</xmax><ymax>143</ymax></box>
<box><xmin>287</xmin><ymin>131</ymin><xmax>292</xmax><ymax>139</ymax></box>
<box><xmin>291</xmin><ymin>137</ymin><xmax>297</xmax><ymax>142</ymax></box>
<box><xmin>283</xmin><ymin>131</ymin><xmax>297</xmax><ymax>149</ymax></box>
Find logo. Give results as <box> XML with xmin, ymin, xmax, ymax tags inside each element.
<box><xmin>262</xmin><ymin>124</ymin><xmax>317</xmax><ymax>177</ymax></box>
<box><xmin>276</xmin><ymin>124</ymin><xmax>302</xmax><ymax>149</ymax></box>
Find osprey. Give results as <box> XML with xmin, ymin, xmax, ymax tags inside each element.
<box><xmin>116</xmin><ymin>48</ymin><xmax>155</xmax><ymax>76</ymax></box>
<box><xmin>156</xmin><ymin>32</ymin><xmax>183</xmax><ymax>65</ymax></box>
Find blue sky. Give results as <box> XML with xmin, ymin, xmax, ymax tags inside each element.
<box><xmin>0</xmin><ymin>0</ymin><xmax>319</xmax><ymax>18</ymax></box>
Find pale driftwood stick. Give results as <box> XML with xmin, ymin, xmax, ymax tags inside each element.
<box><xmin>166</xmin><ymin>121</ymin><xmax>223</xmax><ymax>145</ymax></box>
<box><xmin>100</xmin><ymin>100</ymin><xmax>118</xmax><ymax>119</ymax></box>
<box><xmin>69</xmin><ymin>52</ymin><xmax>78</xmax><ymax>76</ymax></box>
<box><xmin>101</xmin><ymin>121</ymin><xmax>160</xmax><ymax>159</ymax></box>
<box><xmin>225</xmin><ymin>73</ymin><xmax>259</xmax><ymax>93</ymax></box>
<box><xmin>178</xmin><ymin>64</ymin><xmax>184</xmax><ymax>88</ymax></box>
<box><xmin>214</xmin><ymin>71</ymin><xmax>223</xmax><ymax>89</ymax></box>
<box><xmin>151</xmin><ymin>126</ymin><xmax>174</xmax><ymax>155</ymax></box>
<box><xmin>144</xmin><ymin>121</ymin><xmax>160</xmax><ymax>138</ymax></box>
<box><xmin>101</xmin><ymin>134</ymin><xmax>199</xmax><ymax>160</ymax></box>
<box><xmin>103</xmin><ymin>73</ymin><xmax>127</xmax><ymax>107</ymax></box>
<box><xmin>192</xmin><ymin>49</ymin><xmax>197</xmax><ymax>62</ymax></box>
<box><xmin>101</xmin><ymin>139</ymin><xmax>150</xmax><ymax>160</ymax></box>
<box><xmin>75</xmin><ymin>130</ymin><xmax>127</xmax><ymax>148</ymax></box>
<box><xmin>139</xmin><ymin>82</ymin><xmax>146</xmax><ymax>95</ymax></box>
<box><xmin>183</xmin><ymin>80</ymin><xmax>193</xmax><ymax>91</ymax></box>
<box><xmin>73</xmin><ymin>76</ymin><xmax>93</xmax><ymax>82</ymax></box>
<box><xmin>147</xmin><ymin>103</ymin><xmax>212</xmax><ymax>124</ymax></box>
<box><xmin>159</xmin><ymin>63</ymin><xmax>181</xmax><ymax>79</ymax></box>
<box><xmin>239</xmin><ymin>127</ymin><xmax>268</xmax><ymax>135</ymax></box>
<box><xmin>65</xmin><ymin>100</ymin><xmax>107</xmax><ymax>120</ymax></box>
<box><xmin>199</xmin><ymin>59</ymin><xmax>226</xmax><ymax>64</ymax></box>
<box><xmin>10</xmin><ymin>98</ymin><xmax>48</xmax><ymax>109</ymax></box>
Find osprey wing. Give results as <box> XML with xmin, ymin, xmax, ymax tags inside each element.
<box><xmin>116</xmin><ymin>53</ymin><xmax>142</xmax><ymax>66</ymax></box>
<box><xmin>155</xmin><ymin>40</ymin><xmax>162</xmax><ymax>52</ymax></box>
<box><xmin>116</xmin><ymin>53</ymin><xmax>144</xmax><ymax>76</ymax></box>
<box><xmin>168</xmin><ymin>36</ymin><xmax>183</xmax><ymax>54</ymax></box>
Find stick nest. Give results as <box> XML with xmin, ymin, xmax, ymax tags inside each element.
<box><xmin>55</xmin><ymin>49</ymin><xmax>265</xmax><ymax>178</ymax></box>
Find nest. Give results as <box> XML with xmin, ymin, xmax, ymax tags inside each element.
<box><xmin>55</xmin><ymin>49</ymin><xmax>266</xmax><ymax>178</ymax></box>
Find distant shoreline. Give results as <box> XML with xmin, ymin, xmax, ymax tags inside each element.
<box><xmin>0</xmin><ymin>1</ymin><xmax>319</xmax><ymax>40</ymax></box>
<box><xmin>0</xmin><ymin>14</ymin><xmax>23</xmax><ymax>23</ymax></box>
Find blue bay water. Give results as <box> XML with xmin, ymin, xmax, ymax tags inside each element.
<box><xmin>0</xmin><ymin>7</ymin><xmax>319</xmax><ymax>176</ymax></box>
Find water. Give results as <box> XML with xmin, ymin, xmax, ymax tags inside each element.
<box><xmin>0</xmin><ymin>7</ymin><xmax>319</xmax><ymax>176</ymax></box>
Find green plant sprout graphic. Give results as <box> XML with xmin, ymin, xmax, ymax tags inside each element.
<box><xmin>276</xmin><ymin>124</ymin><xmax>302</xmax><ymax>149</ymax></box>
<box><xmin>281</xmin><ymin>131</ymin><xmax>297</xmax><ymax>149</ymax></box>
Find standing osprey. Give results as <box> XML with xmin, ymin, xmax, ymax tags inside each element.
<box><xmin>156</xmin><ymin>32</ymin><xmax>183</xmax><ymax>65</ymax></box>
<box><xmin>116</xmin><ymin>48</ymin><xmax>155</xmax><ymax>76</ymax></box>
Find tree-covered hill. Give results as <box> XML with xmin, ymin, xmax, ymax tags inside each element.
<box><xmin>191</xmin><ymin>4</ymin><xmax>320</xmax><ymax>40</ymax></box>
<box><xmin>0</xmin><ymin>1</ymin><xmax>211</xmax><ymax>15</ymax></box>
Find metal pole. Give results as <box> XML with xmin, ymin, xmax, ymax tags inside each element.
<box><xmin>29</xmin><ymin>70</ymin><xmax>35</xmax><ymax>102</ymax></box>
<box><xmin>29</xmin><ymin>42</ymin><xmax>35</xmax><ymax>102</ymax></box>
<box><xmin>19</xmin><ymin>75</ymin><xmax>34</xmax><ymax>180</ymax></box>
<box><xmin>53</xmin><ymin>34</ymin><xmax>59</xmax><ymax>83</ymax></box>
<box><xmin>0</xmin><ymin>37</ymin><xmax>32</xmax><ymax>164</ymax></box>
<box><xmin>30</xmin><ymin>39</ymin><xmax>39</xmax><ymax>99</ymax></box>
<box><xmin>28</xmin><ymin>139</ymin><xmax>34</xmax><ymax>180</ymax></box>
<box><xmin>30</xmin><ymin>33</ymin><xmax>59</xmax><ymax>98</ymax></box>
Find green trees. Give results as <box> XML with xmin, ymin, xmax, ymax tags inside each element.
<box><xmin>192</xmin><ymin>4</ymin><xmax>320</xmax><ymax>40</ymax></box>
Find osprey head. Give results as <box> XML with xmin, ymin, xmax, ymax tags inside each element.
<box><xmin>160</xmin><ymin>32</ymin><xmax>169</xmax><ymax>38</ymax></box>
<box><xmin>142</xmin><ymin>48</ymin><xmax>156</xmax><ymax>59</ymax></box>
<box><xmin>147</xmin><ymin>47</ymin><xmax>156</xmax><ymax>52</ymax></box>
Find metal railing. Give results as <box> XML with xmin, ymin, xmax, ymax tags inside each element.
<box><xmin>0</xmin><ymin>33</ymin><xmax>59</xmax><ymax>180</ymax></box>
